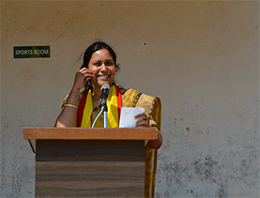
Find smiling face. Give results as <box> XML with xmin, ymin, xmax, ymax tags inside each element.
<box><xmin>88</xmin><ymin>48</ymin><xmax>116</xmax><ymax>90</ymax></box>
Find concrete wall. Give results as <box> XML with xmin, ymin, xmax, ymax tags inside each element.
<box><xmin>1</xmin><ymin>1</ymin><xmax>259</xmax><ymax>197</ymax></box>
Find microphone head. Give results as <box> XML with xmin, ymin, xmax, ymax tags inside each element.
<box><xmin>101</xmin><ymin>84</ymin><xmax>111</xmax><ymax>101</ymax></box>
<box><xmin>101</xmin><ymin>83</ymin><xmax>111</xmax><ymax>92</ymax></box>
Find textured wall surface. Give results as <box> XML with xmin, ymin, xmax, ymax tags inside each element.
<box><xmin>1</xmin><ymin>1</ymin><xmax>259</xmax><ymax>198</ymax></box>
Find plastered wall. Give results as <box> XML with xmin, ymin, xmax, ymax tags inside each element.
<box><xmin>1</xmin><ymin>1</ymin><xmax>259</xmax><ymax>197</ymax></box>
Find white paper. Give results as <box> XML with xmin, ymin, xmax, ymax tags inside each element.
<box><xmin>119</xmin><ymin>107</ymin><xmax>145</xmax><ymax>128</ymax></box>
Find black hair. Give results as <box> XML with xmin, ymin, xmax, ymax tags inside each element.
<box><xmin>80</xmin><ymin>41</ymin><xmax>120</xmax><ymax>91</ymax></box>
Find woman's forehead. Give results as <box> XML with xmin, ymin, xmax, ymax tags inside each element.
<box><xmin>90</xmin><ymin>49</ymin><xmax>114</xmax><ymax>61</ymax></box>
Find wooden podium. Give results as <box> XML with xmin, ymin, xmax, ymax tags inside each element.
<box><xmin>23</xmin><ymin>127</ymin><xmax>158</xmax><ymax>197</ymax></box>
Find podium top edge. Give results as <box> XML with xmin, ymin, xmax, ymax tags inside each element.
<box><xmin>23</xmin><ymin>127</ymin><xmax>159</xmax><ymax>140</ymax></box>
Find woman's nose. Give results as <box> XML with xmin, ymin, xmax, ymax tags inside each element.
<box><xmin>100</xmin><ymin>63</ymin><xmax>107</xmax><ymax>71</ymax></box>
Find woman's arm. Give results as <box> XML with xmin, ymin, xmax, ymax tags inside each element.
<box><xmin>55</xmin><ymin>68</ymin><xmax>95</xmax><ymax>127</ymax></box>
<box><xmin>54</xmin><ymin>87</ymin><xmax>80</xmax><ymax>127</ymax></box>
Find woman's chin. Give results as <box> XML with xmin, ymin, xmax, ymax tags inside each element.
<box><xmin>97</xmin><ymin>79</ymin><xmax>112</xmax><ymax>87</ymax></box>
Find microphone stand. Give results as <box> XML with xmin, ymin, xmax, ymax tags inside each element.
<box><xmin>101</xmin><ymin>100</ymin><xmax>107</xmax><ymax>128</ymax></box>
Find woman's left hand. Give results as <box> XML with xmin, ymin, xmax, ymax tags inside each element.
<box><xmin>135</xmin><ymin>113</ymin><xmax>162</xmax><ymax>149</ymax></box>
<box><xmin>135</xmin><ymin>113</ymin><xmax>150</xmax><ymax>127</ymax></box>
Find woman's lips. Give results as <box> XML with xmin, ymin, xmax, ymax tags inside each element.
<box><xmin>97</xmin><ymin>75</ymin><xmax>109</xmax><ymax>79</ymax></box>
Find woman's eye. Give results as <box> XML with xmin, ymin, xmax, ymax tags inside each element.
<box><xmin>106</xmin><ymin>62</ymin><xmax>114</xmax><ymax>66</ymax></box>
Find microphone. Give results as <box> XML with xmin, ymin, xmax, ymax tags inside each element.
<box><xmin>100</xmin><ymin>84</ymin><xmax>110</xmax><ymax>128</ymax></box>
<box><xmin>101</xmin><ymin>84</ymin><xmax>111</xmax><ymax>101</ymax></box>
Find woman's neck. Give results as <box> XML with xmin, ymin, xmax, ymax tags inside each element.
<box><xmin>92</xmin><ymin>86</ymin><xmax>101</xmax><ymax>108</ymax></box>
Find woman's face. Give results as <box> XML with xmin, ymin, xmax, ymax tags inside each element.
<box><xmin>88</xmin><ymin>48</ymin><xmax>116</xmax><ymax>90</ymax></box>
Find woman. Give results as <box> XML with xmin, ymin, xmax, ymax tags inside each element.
<box><xmin>55</xmin><ymin>41</ymin><xmax>162</xmax><ymax>197</ymax></box>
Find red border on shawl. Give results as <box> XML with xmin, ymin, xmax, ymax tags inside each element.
<box><xmin>77</xmin><ymin>90</ymin><xmax>88</xmax><ymax>127</ymax></box>
<box><xmin>115</xmin><ymin>85</ymin><xmax>122</xmax><ymax>123</ymax></box>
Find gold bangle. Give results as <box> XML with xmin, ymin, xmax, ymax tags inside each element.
<box><xmin>64</xmin><ymin>104</ymin><xmax>78</xmax><ymax>110</ymax></box>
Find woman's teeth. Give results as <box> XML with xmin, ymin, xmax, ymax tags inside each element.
<box><xmin>98</xmin><ymin>75</ymin><xmax>109</xmax><ymax>79</ymax></box>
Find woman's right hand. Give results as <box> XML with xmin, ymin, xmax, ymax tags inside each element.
<box><xmin>72</xmin><ymin>67</ymin><xmax>95</xmax><ymax>91</ymax></box>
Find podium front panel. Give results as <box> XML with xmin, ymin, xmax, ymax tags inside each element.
<box><xmin>35</xmin><ymin>140</ymin><xmax>145</xmax><ymax>197</ymax></box>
